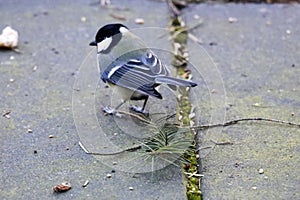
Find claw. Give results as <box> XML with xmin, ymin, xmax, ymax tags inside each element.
<box><xmin>130</xmin><ymin>105</ymin><xmax>149</xmax><ymax>116</ymax></box>
<box><xmin>102</xmin><ymin>106</ymin><xmax>123</xmax><ymax>117</ymax></box>
<box><xmin>102</xmin><ymin>106</ymin><xmax>116</xmax><ymax>115</ymax></box>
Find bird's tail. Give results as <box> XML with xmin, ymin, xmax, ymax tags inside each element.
<box><xmin>155</xmin><ymin>76</ymin><xmax>197</xmax><ymax>87</ymax></box>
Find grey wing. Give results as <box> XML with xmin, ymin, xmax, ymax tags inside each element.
<box><xmin>101</xmin><ymin>53</ymin><xmax>163</xmax><ymax>99</ymax></box>
<box><xmin>101</xmin><ymin>50</ymin><xmax>196</xmax><ymax>99</ymax></box>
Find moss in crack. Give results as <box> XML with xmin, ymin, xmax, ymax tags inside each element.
<box><xmin>185</xmin><ymin>152</ymin><xmax>201</xmax><ymax>200</ymax></box>
<box><xmin>169</xmin><ymin>16</ymin><xmax>202</xmax><ymax>200</ymax></box>
<box><xmin>177</xmin><ymin>81</ymin><xmax>202</xmax><ymax>200</ymax></box>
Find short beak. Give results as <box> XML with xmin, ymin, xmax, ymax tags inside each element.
<box><xmin>89</xmin><ymin>41</ymin><xmax>97</xmax><ymax>46</ymax></box>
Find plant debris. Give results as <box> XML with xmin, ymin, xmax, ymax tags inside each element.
<box><xmin>109</xmin><ymin>13</ymin><xmax>126</xmax><ymax>21</ymax></box>
<box><xmin>52</xmin><ymin>182</ymin><xmax>72</xmax><ymax>193</ymax></box>
<box><xmin>82</xmin><ymin>180</ymin><xmax>89</xmax><ymax>188</ymax></box>
<box><xmin>2</xmin><ymin>110</ymin><xmax>11</xmax><ymax>119</ymax></box>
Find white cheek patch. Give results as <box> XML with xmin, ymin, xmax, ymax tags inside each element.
<box><xmin>119</xmin><ymin>27</ymin><xmax>128</xmax><ymax>33</ymax></box>
<box><xmin>97</xmin><ymin>37</ymin><xmax>112</xmax><ymax>53</ymax></box>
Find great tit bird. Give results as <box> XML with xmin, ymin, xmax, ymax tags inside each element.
<box><xmin>90</xmin><ymin>23</ymin><xmax>197</xmax><ymax>115</ymax></box>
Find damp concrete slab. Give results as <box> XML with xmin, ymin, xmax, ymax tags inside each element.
<box><xmin>0</xmin><ymin>1</ymin><xmax>186</xmax><ymax>199</ymax></box>
<box><xmin>184</xmin><ymin>3</ymin><xmax>300</xmax><ymax>199</ymax></box>
<box><xmin>2</xmin><ymin>1</ymin><xmax>300</xmax><ymax>200</ymax></box>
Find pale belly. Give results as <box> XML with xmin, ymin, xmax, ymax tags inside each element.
<box><xmin>107</xmin><ymin>83</ymin><xmax>148</xmax><ymax>101</ymax></box>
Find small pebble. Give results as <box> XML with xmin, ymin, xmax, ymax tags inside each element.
<box><xmin>33</xmin><ymin>150</ymin><xmax>38</xmax><ymax>154</ymax></box>
<box><xmin>286</xmin><ymin>29</ymin><xmax>291</xmax><ymax>34</ymax></box>
<box><xmin>258</xmin><ymin>168</ymin><xmax>264</xmax><ymax>174</ymax></box>
<box><xmin>135</xmin><ymin>18</ymin><xmax>144</xmax><ymax>24</ymax></box>
<box><xmin>27</xmin><ymin>128</ymin><xmax>33</xmax><ymax>133</ymax></box>
<box><xmin>48</xmin><ymin>134</ymin><xmax>55</xmax><ymax>138</ymax></box>
<box><xmin>193</xmin><ymin>14</ymin><xmax>200</xmax><ymax>20</ymax></box>
<box><xmin>266</xmin><ymin>20</ymin><xmax>272</xmax><ymax>25</ymax></box>
<box><xmin>81</xmin><ymin>16</ymin><xmax>87</xmax><ymax>22</ymax></box>
<box><xmin>10</xmin><ymin>56</ymin><xmax>15</xmax><ymax>60</ymax></box>
<box><xmin>106</xmin><ymin>173</ymin><xmax>112</xmax><ymax>178</ymax></box>
<box><xmin>33</xmin><ymin>65</ymin><xmax>38</xmax><ymax>71</ymax></box>
<box><xmin>112</xmin><ymin>161</ymin><xmax>118</xmax><ymax>165</ymax></box>
<box><xmin>252</xmin><ymin>186</ymin><xmax>257</xmax><ymax>190</ymax></box>
<box><xmin>253</xmin><ymin>103</ymin><xmax>261</xmax><ymax>107</ymax></box>
<box><xmin>291</xmin><ymin>112</ymin><xmax>295</xmax><ymax>116</ymax></box>
<box><xmin>128</xmin><ymin>186</ymin><xmax>134</xmax><ymax>191</ymax></box>
<box><xmin>228</xmin><ymin>17</ymin><xmax>238</xmax><ymax>23</ymax></box>
<box><xmin>9</xmin><ymin>78</ymin><xmax>14</xmax><ymax>82</ymax></box>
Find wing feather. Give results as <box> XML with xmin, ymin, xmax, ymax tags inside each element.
<box><xmin>101</xmin><ymin>50</ymin><xmax>196</xmax><ymax>99</ymax></box>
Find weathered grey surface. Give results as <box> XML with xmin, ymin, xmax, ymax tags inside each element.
<box><xmin>185</xmin><ymin>4</ymin><xmax>300</xmax><ymax>199</ymax></box>
<box><xmin>0</xmin><ymin>1</ymin><xmax>185</xmax><ymax>200</ymax></box>
<box><xmin>2</xmin><ymin>1</ymin><xmax>300</xmax><ymax>200</ymax></box>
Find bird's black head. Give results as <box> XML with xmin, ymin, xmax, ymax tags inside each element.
<box><xmin>89</xmin><ymin>23</ymin><xmax>128</xmax><ymax>53</ymax></box>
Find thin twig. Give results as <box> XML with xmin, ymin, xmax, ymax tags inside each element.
<box><xmin>80</xmin><ymin>115</ymin><xmax>299</xmax><ymax>156</ymax></box>
<box><xmin>210</xmin><ymin>139</ymin><xmax>234</xmax><ymax>145</ymax></box>
<box><xmin>191</xmin><ymin>117</ymin><xmax>300</xmax><ymax>130</ymax></box>
<box><xmin>117</xmin><ymin>110</ymin><xmax>152</xmax><ymax>125</ymax></box>
<box><xmin>78</xmin><ymin>141</ymin><xmax>142</xmax><ymax>156</ymax></box>
<box><xmin>196</xmin><ymin>145</ymin><xmax>214</xmax><ymax>151</ymax></box>
<box><xmin>188</xmin><ymin>33</ymin><xmax>203</xmax><ymax>44</ymax></box>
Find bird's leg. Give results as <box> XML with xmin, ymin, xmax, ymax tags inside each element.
<box><xmin>103</xmin><ymin>100</ymin><xmax>126</xmax><ymax>115</ymax></box>
<box><xmin>130</xmin><ymin>96</ymin><xmax>149</xmax><ymax>116</ymax></box>
<box><xmin>141</xmin><ymin>97</ymin><xmax>148</xmax><ymax>112</ymax></box>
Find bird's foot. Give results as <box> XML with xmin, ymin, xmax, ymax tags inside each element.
<box><xmin>102</xmin><ymin>106</ymin><xmax>123</xmax><ymax>117</ymax></box>
<box><xmin>103</xmin><ymin>106</ymin><xmax>115</xmax><ymax>114</ymax></box>
<box><xmin>129</xmin><ymin>105</ymin><xmax>149</xmax><ymax>116</ymax></box>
